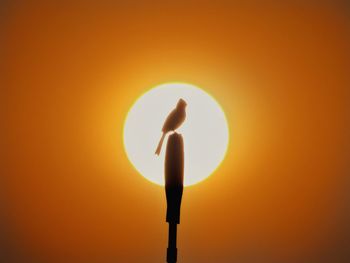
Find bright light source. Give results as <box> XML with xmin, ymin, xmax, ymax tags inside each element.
<box><xmin>123</xmin><ymin>83</ymin><xmax>229</xmax><ymax>186</ymax></box>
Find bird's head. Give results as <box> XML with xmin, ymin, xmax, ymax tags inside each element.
<box><xmin>177</xmin><ymin>98</ymin><xmax>187</xmax><ymax>109</ymax></box>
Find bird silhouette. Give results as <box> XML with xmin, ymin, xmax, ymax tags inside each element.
<box><xmin>155</xmin><ymin>98</ymin><xmax>187</xmax><ymax>155</ymax></box>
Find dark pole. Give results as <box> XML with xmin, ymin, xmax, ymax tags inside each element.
<box><xmin>165</xmin><ymin>133</ymin><xmax>184</xmax><ymax>263</ymax></box>
<box><xmin>167</xmin><ymin>223</ymin><xmax>177</xmax><ymax>263</ymax></box>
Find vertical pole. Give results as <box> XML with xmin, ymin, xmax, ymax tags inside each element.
<box><xmin>165</xmin><ymin>133</ymin><xmax>184</xmax><ymax>263</ymax></box>
<box><xmin>167</xmin><ymin>223</ymin><xmax>177</xmax><ymax>263</ymax></box>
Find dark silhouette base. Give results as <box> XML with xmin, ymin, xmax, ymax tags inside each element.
<box><xmin>167</xmin><ymin>223</ymin><xmax>177</xmax><ymax>263</ymax></box>
<box><xmin>165</xmin><ymin>133</ymin><xmax>184</xmax><ymax>263</ymax></box>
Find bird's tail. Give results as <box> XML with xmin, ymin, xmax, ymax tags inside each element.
<box><xmin>155</xmin><ymin>133</ymin><xmax>166</xmax><ymax>155</ymax></box>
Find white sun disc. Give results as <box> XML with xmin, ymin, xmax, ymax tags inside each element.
<box><xmin>123</xmin><ymin>83</ymin><xmax>229</xmax><ymax>186</ymax></box>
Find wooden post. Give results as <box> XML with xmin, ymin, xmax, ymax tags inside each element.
<box><xmin>165</xmin><ymin>133</ymin><xmax>184</xmax><ymax>263</ymax></box>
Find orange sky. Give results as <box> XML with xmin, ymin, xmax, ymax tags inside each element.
<box><xmin>2</xmin><ymin>1</ymin><xmax>349</xmax><ymax>263</ymax></box>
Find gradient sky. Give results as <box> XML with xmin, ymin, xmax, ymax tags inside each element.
<box><xmin>1</xmin><ymin>1</ymin><xmax>349</xmax><ymax>263</ymax></box>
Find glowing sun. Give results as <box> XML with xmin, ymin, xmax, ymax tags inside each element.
<box><xmin>123</xmin><ymin>83</ymin><xmax>229</xmax><ymax>186</ymax></box>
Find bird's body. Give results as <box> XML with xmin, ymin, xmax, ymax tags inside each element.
<box><xmin>155</xmin><ymin>99</ymin><xmax>187</xmax><ymax>155</ymax></box>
